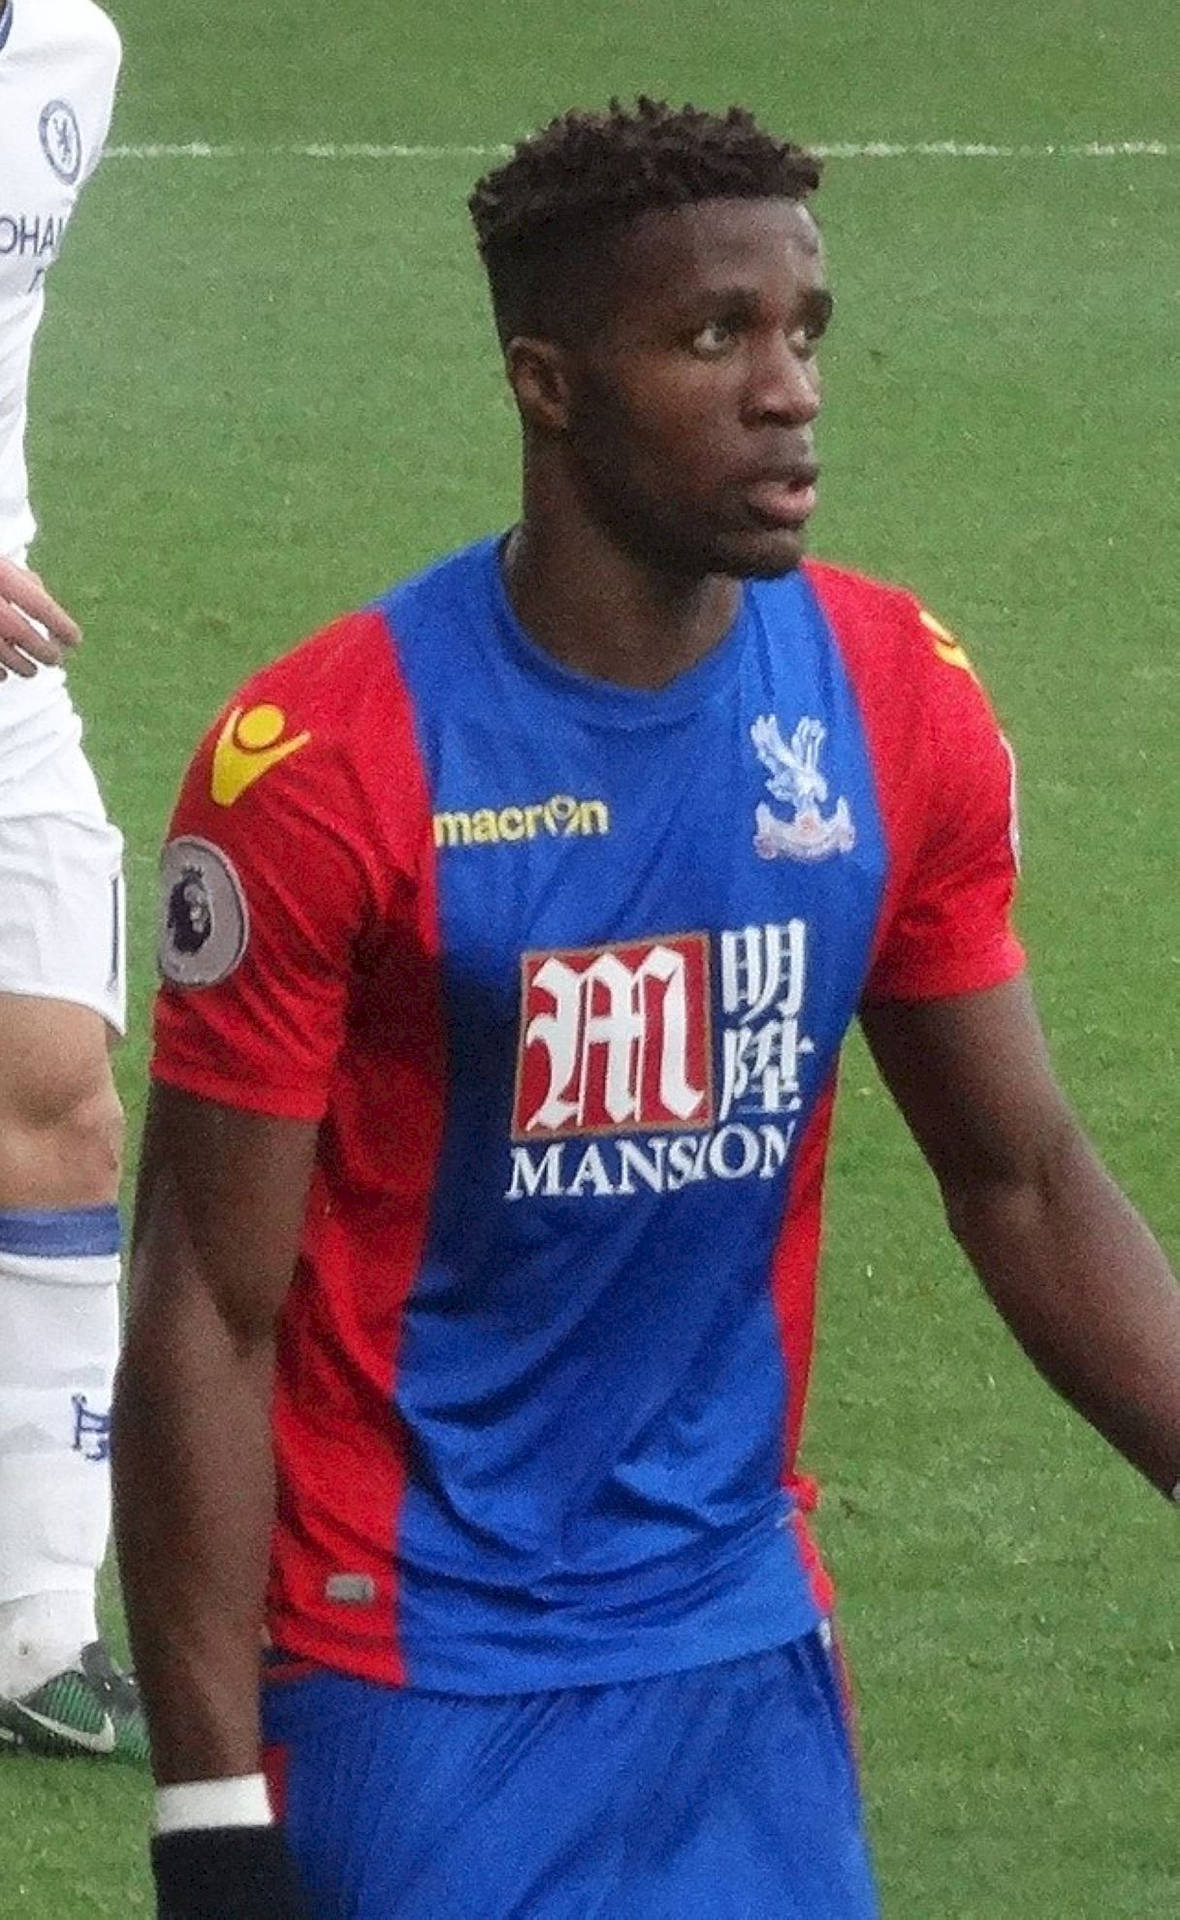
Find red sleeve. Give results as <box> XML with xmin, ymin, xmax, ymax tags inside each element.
<box><xmin>864</xmin><ymin>620</ymin><xmax>1023</xmax><ymax>1002</ymax></box>
<box><xmin>807</xmin><ymin>565</ymin><xmax>1025</xmax><ymax>1007</ymax></box>
<box><xmin>152</xmin><ymin>611</ymin><xmax>428</xmax><ymax>1120</ymax></box>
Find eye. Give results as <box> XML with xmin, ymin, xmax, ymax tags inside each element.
<box><xmin>800</xmin><ymin>296</ymin><xmax>833</xmax><ymax>352</ymax></box>
<box><xmin>690</xmin><ymin>320</ymin><xmax>739</xmax><ymax>358</ymax></box>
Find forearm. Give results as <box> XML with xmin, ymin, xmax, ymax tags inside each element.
<box><xmin>112</xmin><ymin>1290</ymin><xmax>276</xmax><ymax>1783</ymax></box>
<box><xmin>947</xmin><ymin>1126</ymin><xmax>1180</xmax><ymax>1496</ymax></box>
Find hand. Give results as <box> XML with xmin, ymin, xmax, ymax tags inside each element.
<box><xmin>0</xmin><ymin>556</ymin><xmax>82</xmax><ymax>680</ymax></box>
<box><xmin>151</xmin><ymin>1827</ymin><xmax>314</xmax><ymax>1919</ymax></box>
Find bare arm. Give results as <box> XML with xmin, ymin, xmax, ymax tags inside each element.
<box><xmin>0</xmin><ymin>554</ymin><xmax>81</xmax><ymax>678</ymax></box>
<box><xmin>861</xmin><ymin>976</ymin><xmax>1180</xmax><ymax>1498</ymax></box>
<box><xmin>112</xmin><ymin>1084</ymin><xmax>319</xmax><ymax>1784</ymax></box>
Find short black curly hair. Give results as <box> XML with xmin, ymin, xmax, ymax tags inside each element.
<box><xmin>469</xmin><ymin>97</ymin><xmax>821</xmax><ymax>347</ymax></box>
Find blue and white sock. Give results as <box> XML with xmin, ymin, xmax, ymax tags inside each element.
<box><xmin>0</xmin><ymin>1206</ymin><xmax>120</xmax><ymax>1696</ymax></box>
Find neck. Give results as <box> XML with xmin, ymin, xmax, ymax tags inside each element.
<box><xmin>504</xmin><ymin>490</ymin><xmax>741</xmax><ymax>694</ymax></box>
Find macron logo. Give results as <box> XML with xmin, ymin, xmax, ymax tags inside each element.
<box><xmin>433</xmin><ymin>794</ymin><xmax>609</xmax><ymax>850</ymax></box>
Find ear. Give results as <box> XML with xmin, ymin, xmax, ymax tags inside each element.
<box><xmin>504</xmin><ymin>336</ymin><xmax>574</xmax><ymax>433</ymax></box>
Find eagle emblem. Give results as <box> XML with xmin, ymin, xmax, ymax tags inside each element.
<box><xmin>750</xmin><ymin>715</ymin><xmax>856</xmax><ymax>861</ymax></box>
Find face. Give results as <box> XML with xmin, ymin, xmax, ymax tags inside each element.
<box><xmin>556</xmin><ymin>198</ymin><xmax>831</xmax><ymax>579</ymax></box>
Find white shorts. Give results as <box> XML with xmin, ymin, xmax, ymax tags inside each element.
<box><xmin>0</xmin><ymin>740</ymin><xmax>126</xmax><ymax>1034</ymax></box>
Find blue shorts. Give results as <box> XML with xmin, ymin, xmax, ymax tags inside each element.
<box><xmin>262</xmin><ymin>1631</ymin><xmax>878</xmax><ymax>1918</ymax></box>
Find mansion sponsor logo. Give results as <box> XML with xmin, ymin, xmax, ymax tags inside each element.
<box><xmin>514</xmin><ymin>935</ymin><xmax>714</xmax><ymax>1138</ymax></box>
<box><xmin>505</xmin><ymin>1122</ymin><xmax>796</xmax><ymax>1200</ymax></box>
<box><xmin>434</xmin><ymin>793</ymin><xmax>609</xmax><ymax>849</ymax></box>
<box><xmin>506</xmin><ymin>922</ymin><xmax>814</xmax><ymax>1199</ymax></box>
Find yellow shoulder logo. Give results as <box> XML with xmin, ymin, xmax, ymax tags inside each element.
<box><xmin>919</xmin><ymin>607</ymin><xmax>977</xmax><ymax>680</ymax></box>
<box><xmin>211</xmin><ymin>703</ymin><xmax>311</xmax><ymax>807</ymax></box>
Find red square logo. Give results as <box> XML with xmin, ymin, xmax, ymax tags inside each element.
<box><xmin>513</xmin><ymin>935</ymin><xmax>714</xmax><ymax>1139</ymax></box>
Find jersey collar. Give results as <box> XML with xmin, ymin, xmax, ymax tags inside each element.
<box><xmin>0</xmin><ymin>4</ymin><xmax>13</xmax><ymax>55</ymax></box>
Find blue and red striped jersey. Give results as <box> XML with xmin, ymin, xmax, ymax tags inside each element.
<box><xmin>153</xmin><ymin>537</ymin><xmax>1023</xmax><ymax>1691</ymax></box>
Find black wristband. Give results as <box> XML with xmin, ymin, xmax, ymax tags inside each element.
<box><xmin>151</xmin><ymin>1825</ymin><xmax>312</xmax><ymax>1920</ymax></box>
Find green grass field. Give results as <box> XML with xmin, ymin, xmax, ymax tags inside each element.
<box><xmin>5</xmin><ymin>0</ymin><xmax>1178</xmax><ymax>1911</ymax></box>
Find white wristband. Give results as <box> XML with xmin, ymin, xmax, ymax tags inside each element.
<box><xmin>154</xmin><ymin>1773</ymin><xmax>274</xmax><ymax>1834</ymax></box>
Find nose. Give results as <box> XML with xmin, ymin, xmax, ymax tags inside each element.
<box><xmin>744</xmin><ymin>331</ymin><xmax>821</xmax><ymax>427</ymax></box>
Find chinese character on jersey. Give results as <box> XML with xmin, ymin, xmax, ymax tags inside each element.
<box><xmin>718</xmin><ymin>922</ymin><xmax>814</xmax><ymax>1121</ymax></box>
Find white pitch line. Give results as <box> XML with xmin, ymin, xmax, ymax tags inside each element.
<box><xmin>105</xmin><ymin>141</ymin><xmax>513</xmax><ymax>159</ymax></box>
<box><xmin>104</xmin><ymin>138</ymin><xmax>1175</xmax><ymax>162</ymax></box>
<box><xmin>819</xmin><ymin>139</ymin><xmax>1171</xmax><ymax>158</ymax></box>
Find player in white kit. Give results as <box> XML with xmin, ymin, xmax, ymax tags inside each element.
<box><xmin>0</xmin><ymin>0</ymin><xmax>145</xmax><ymax>1759</ymax></box>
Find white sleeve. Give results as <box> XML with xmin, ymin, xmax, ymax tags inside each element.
<box><xmin>78</xmin><ymin>6</ymin><xmax>123</xmax><ymax>186</ymax></box>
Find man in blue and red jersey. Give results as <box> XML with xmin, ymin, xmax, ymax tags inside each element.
<box><xmin>113</xmin><ymin>100</ymin><xmax>1180</xmax><ymax>1920</ymax></box>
